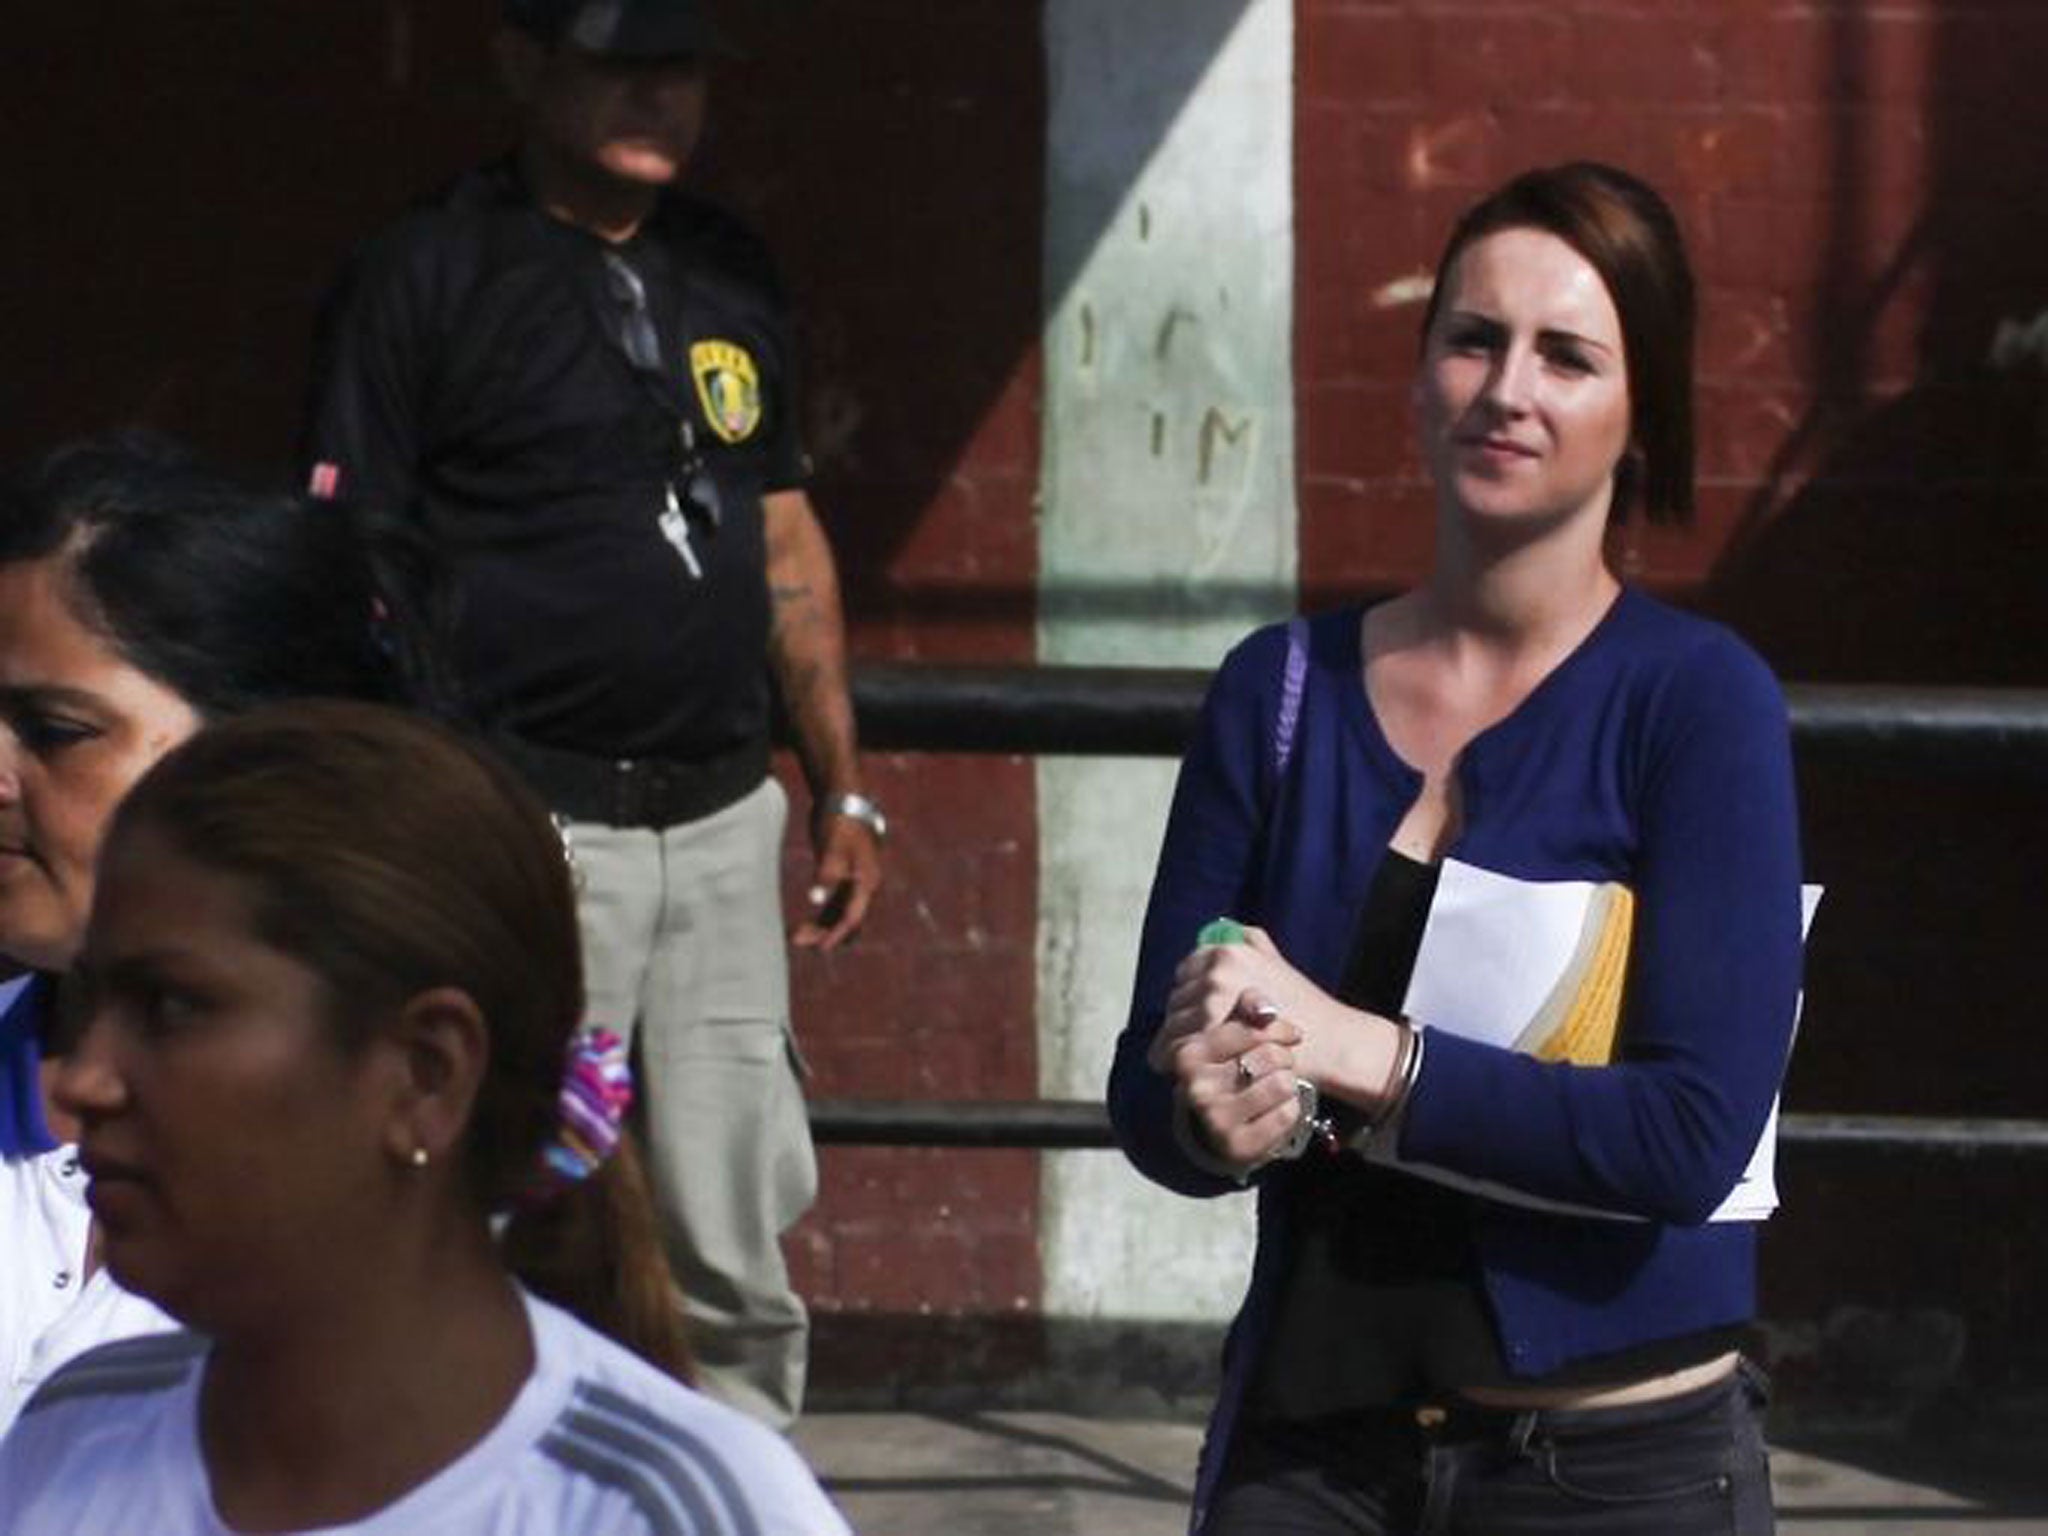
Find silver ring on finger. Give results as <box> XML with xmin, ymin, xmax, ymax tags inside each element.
<box><xmin>1235</xmin><ymin>1055</ymin><xmax>1258</xmax><ymax>1087</ymax></box>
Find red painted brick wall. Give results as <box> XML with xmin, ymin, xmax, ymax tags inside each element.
<box><xmin>1294</xmin><ymin>0</ymin><xmax>2048</xmax><ymax>1403</ymax></box>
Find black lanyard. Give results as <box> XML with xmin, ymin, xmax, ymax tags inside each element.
<box><xmin>598</xmin><ymin>247</ymin><xmax>724</xmax><ymax>575</ymax></box>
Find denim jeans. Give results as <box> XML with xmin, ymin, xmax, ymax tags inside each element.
<box><xmin>1209</xmin><ymin>1362</ymin><xmax>1774</xmax><ymax>1535</ymax></box>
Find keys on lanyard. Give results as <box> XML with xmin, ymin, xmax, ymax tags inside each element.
<box><xmin>659</xmin><ymin>418</ymin><xmax>724</xmax><ymax>581</ymax></box>
<box><xmin>602</xmin><ymin>250</ymin><xmax>724</xmax><ymax>583</ymax></box>
<box><xmin>658</xmin><ymin>480</ymin><xmax>703</xmax><ymax>578</ymax></box>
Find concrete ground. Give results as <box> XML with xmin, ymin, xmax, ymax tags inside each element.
<box><xmin>793</xmin><ymin>1410</ymin><xmax>2048</xmax><ymax>1535</ymax></box>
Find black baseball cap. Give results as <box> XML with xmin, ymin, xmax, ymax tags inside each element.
<box><xmin>504</xmin><ymin>0</ymin><xmax>736</xmax><ymax>59</ymax></box>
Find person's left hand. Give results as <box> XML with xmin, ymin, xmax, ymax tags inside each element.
<box><xmin>793</xmin><ymin>812</ymin><xmax>882</xmax><ymax>949</ymax></box>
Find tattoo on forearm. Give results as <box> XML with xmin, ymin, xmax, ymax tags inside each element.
<box><xmin>771</xmin><ymin>585</ymin><xmax>829</xmax><ymax>649</ymax></box>
<box><xmin>763</xmin><ymin>523</ymin><xmax>857</xmax><ymax>781</ymax></box>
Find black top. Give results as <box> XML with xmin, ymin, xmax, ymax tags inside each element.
<box><xmin>1249</xmin><ymin>850</ymin><xmax>1742</xmax><ymax>1419</ymax></box>
<box><xmin>305</xmin><ymin>160</ymin><xmax>807</xmax><ymax>762</ymax></box>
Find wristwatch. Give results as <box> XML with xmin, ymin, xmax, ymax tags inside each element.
<box><xmin>823</xmin><ymin>791</ymin><xmax>888</xmax><ymax>841</ymax></box>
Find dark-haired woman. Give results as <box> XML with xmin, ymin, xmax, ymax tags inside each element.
<box><xmin>0</xmin><ymin>433</ymin><xmax>424</xmax><ymax>1431</ymax></box>
<box><xmin>1110</xmin><ymin>164</ymin><xmax>1802</xmax><ymax>1534</ymax></box>
<box><xmin>0</xmin><ymin>435</ymin><xmax>681</xmax><ymax>1429</ymax></box>
<box><xmin>0</xmin><ymin>701</ymin><xmax>846</xmax><ymax>1534</ymax></box>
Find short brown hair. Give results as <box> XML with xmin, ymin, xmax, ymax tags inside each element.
<box><xmin>1421</xmin><ymin>162</ymin><xmax>1696</xmax><ymax>524</ymax></box>
<box><xmin>111</xmin><ymin>700</ymin><xmax>582</xmax><ymax>1210</ymax></box>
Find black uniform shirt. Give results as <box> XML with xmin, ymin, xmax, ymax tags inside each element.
<box><xmin>305</xmin><ymin>159</ymin><xmax>807</xmax><ymax>761</ymax></box>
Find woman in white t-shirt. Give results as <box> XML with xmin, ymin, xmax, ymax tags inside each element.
<box><xmin>0</xmin><ymin>972</ymin><xmax>174</xmax><ymax>1431</ymax></box>
<box><xmin>0</xmin><ymin>701</ymin><xmax>849</xmax><ymax>1535</ymax></box>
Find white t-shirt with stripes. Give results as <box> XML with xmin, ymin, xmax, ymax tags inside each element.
<box><xmin>0</xmin><ymin>1143</ymin><xmax>179</xmax><ymax>1437</ymax></box>
<box><xmin>0</xmin><ymin>1288</ymin><xmax>850</xmax><ymax>1536</ymax></box>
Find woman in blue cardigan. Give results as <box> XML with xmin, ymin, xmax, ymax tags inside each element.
<box><xmin>1109</xmin><ymin>163</ymin><xmax>1803</xmax><ymax>1535</ymax></box>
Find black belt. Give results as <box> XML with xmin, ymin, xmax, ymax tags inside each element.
<box><xmin>494</xmin><ymin>733</ymin><xmax>768</xmax><ymax>830</ymax></box>
<box><xmin>1256</xmin><ymin>1366</ymin><xmax>1751</xmax><ymax>1453</ymax></box>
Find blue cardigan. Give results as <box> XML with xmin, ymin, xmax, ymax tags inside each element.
<box><xmin>1107</xmin><ymin>588</ymin><xmax>1804</xmax><ymax>1526</ymax></box>
<box><xmin>1</xmin><ymin>975</ymin><xmax>56</xmax><ymax>1159</ymax></box>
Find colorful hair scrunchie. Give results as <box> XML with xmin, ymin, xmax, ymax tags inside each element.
<box><xmin>530</xmin><ymin>1025</ymin><xmax>634</xmax><ymax>1202</ymax></box>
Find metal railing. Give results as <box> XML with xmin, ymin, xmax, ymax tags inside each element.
<box><xmin>808</xmin><ymin>665</ymin><xmax>2048</xmax><ymax>1159</ymax></box>
<box><xmin>851</xmin><ymin>664</ymin><xmax>2048</xmax><ymax>773</ymax></box>
<box><xmin>807</xmin><ymin>1099</ymin><xmax>2048</xmax><ymax>1156</ymax></box>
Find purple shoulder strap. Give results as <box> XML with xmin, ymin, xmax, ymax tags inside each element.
<box><xmin>1273</xmin><ymin>616</ymin><xmax>1309</xmax><ymax>780</ymax></box>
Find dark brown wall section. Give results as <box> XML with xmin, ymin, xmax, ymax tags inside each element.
<box><xmin>5</xmin><ymin>3</ymin><xmax>507</xmax><ymax>470</ymax></box>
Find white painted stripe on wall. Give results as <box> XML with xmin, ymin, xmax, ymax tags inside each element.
<box><xmin>1037</xmin><ymin>0</ymin><xmax>1296</xmax><ymax>1323</ymax></box>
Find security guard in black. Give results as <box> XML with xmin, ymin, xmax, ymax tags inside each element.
<box><xmin>306</xmin><ymin>157</ymin><xmax>805</xmax><ymax>773</ymax></box>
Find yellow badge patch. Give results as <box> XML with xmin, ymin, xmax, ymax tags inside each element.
<box><xmin>688</xmin><ymin>339</ymin><xmax>763</xmax><ymax>444</ymax></box>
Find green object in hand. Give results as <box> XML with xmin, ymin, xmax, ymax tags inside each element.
<box><xmin>1197</xmin><ymin>917</ymin><xmax>1248</xmax><ymax>947</ymax></box>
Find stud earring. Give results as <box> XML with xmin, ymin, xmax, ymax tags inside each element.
<box><xmin>408</xmin><ymin>1147</ymin><xmax>430</xmax><ymax>1170</ymax></box>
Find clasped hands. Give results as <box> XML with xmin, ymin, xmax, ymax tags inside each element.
<box><xmin>1148</xmin><ymin>925</ymin><xmax>1403</xmax><ymax>1173</ymax></box>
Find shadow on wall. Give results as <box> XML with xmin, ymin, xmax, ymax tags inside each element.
<box><xmin>1699</xmin><ymin>7</ymin><xmax>2048</xmax><ymax>1420</ymax></box>
<box><xmin>1705</xmin><ymin>6</ymin><xmax>2048</xmax><ymax>686</ymax></box>
<box><xmin>702</xmin><ymin>0</ymin><xmax>1259</xmax><ymax>648</ymax></box>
